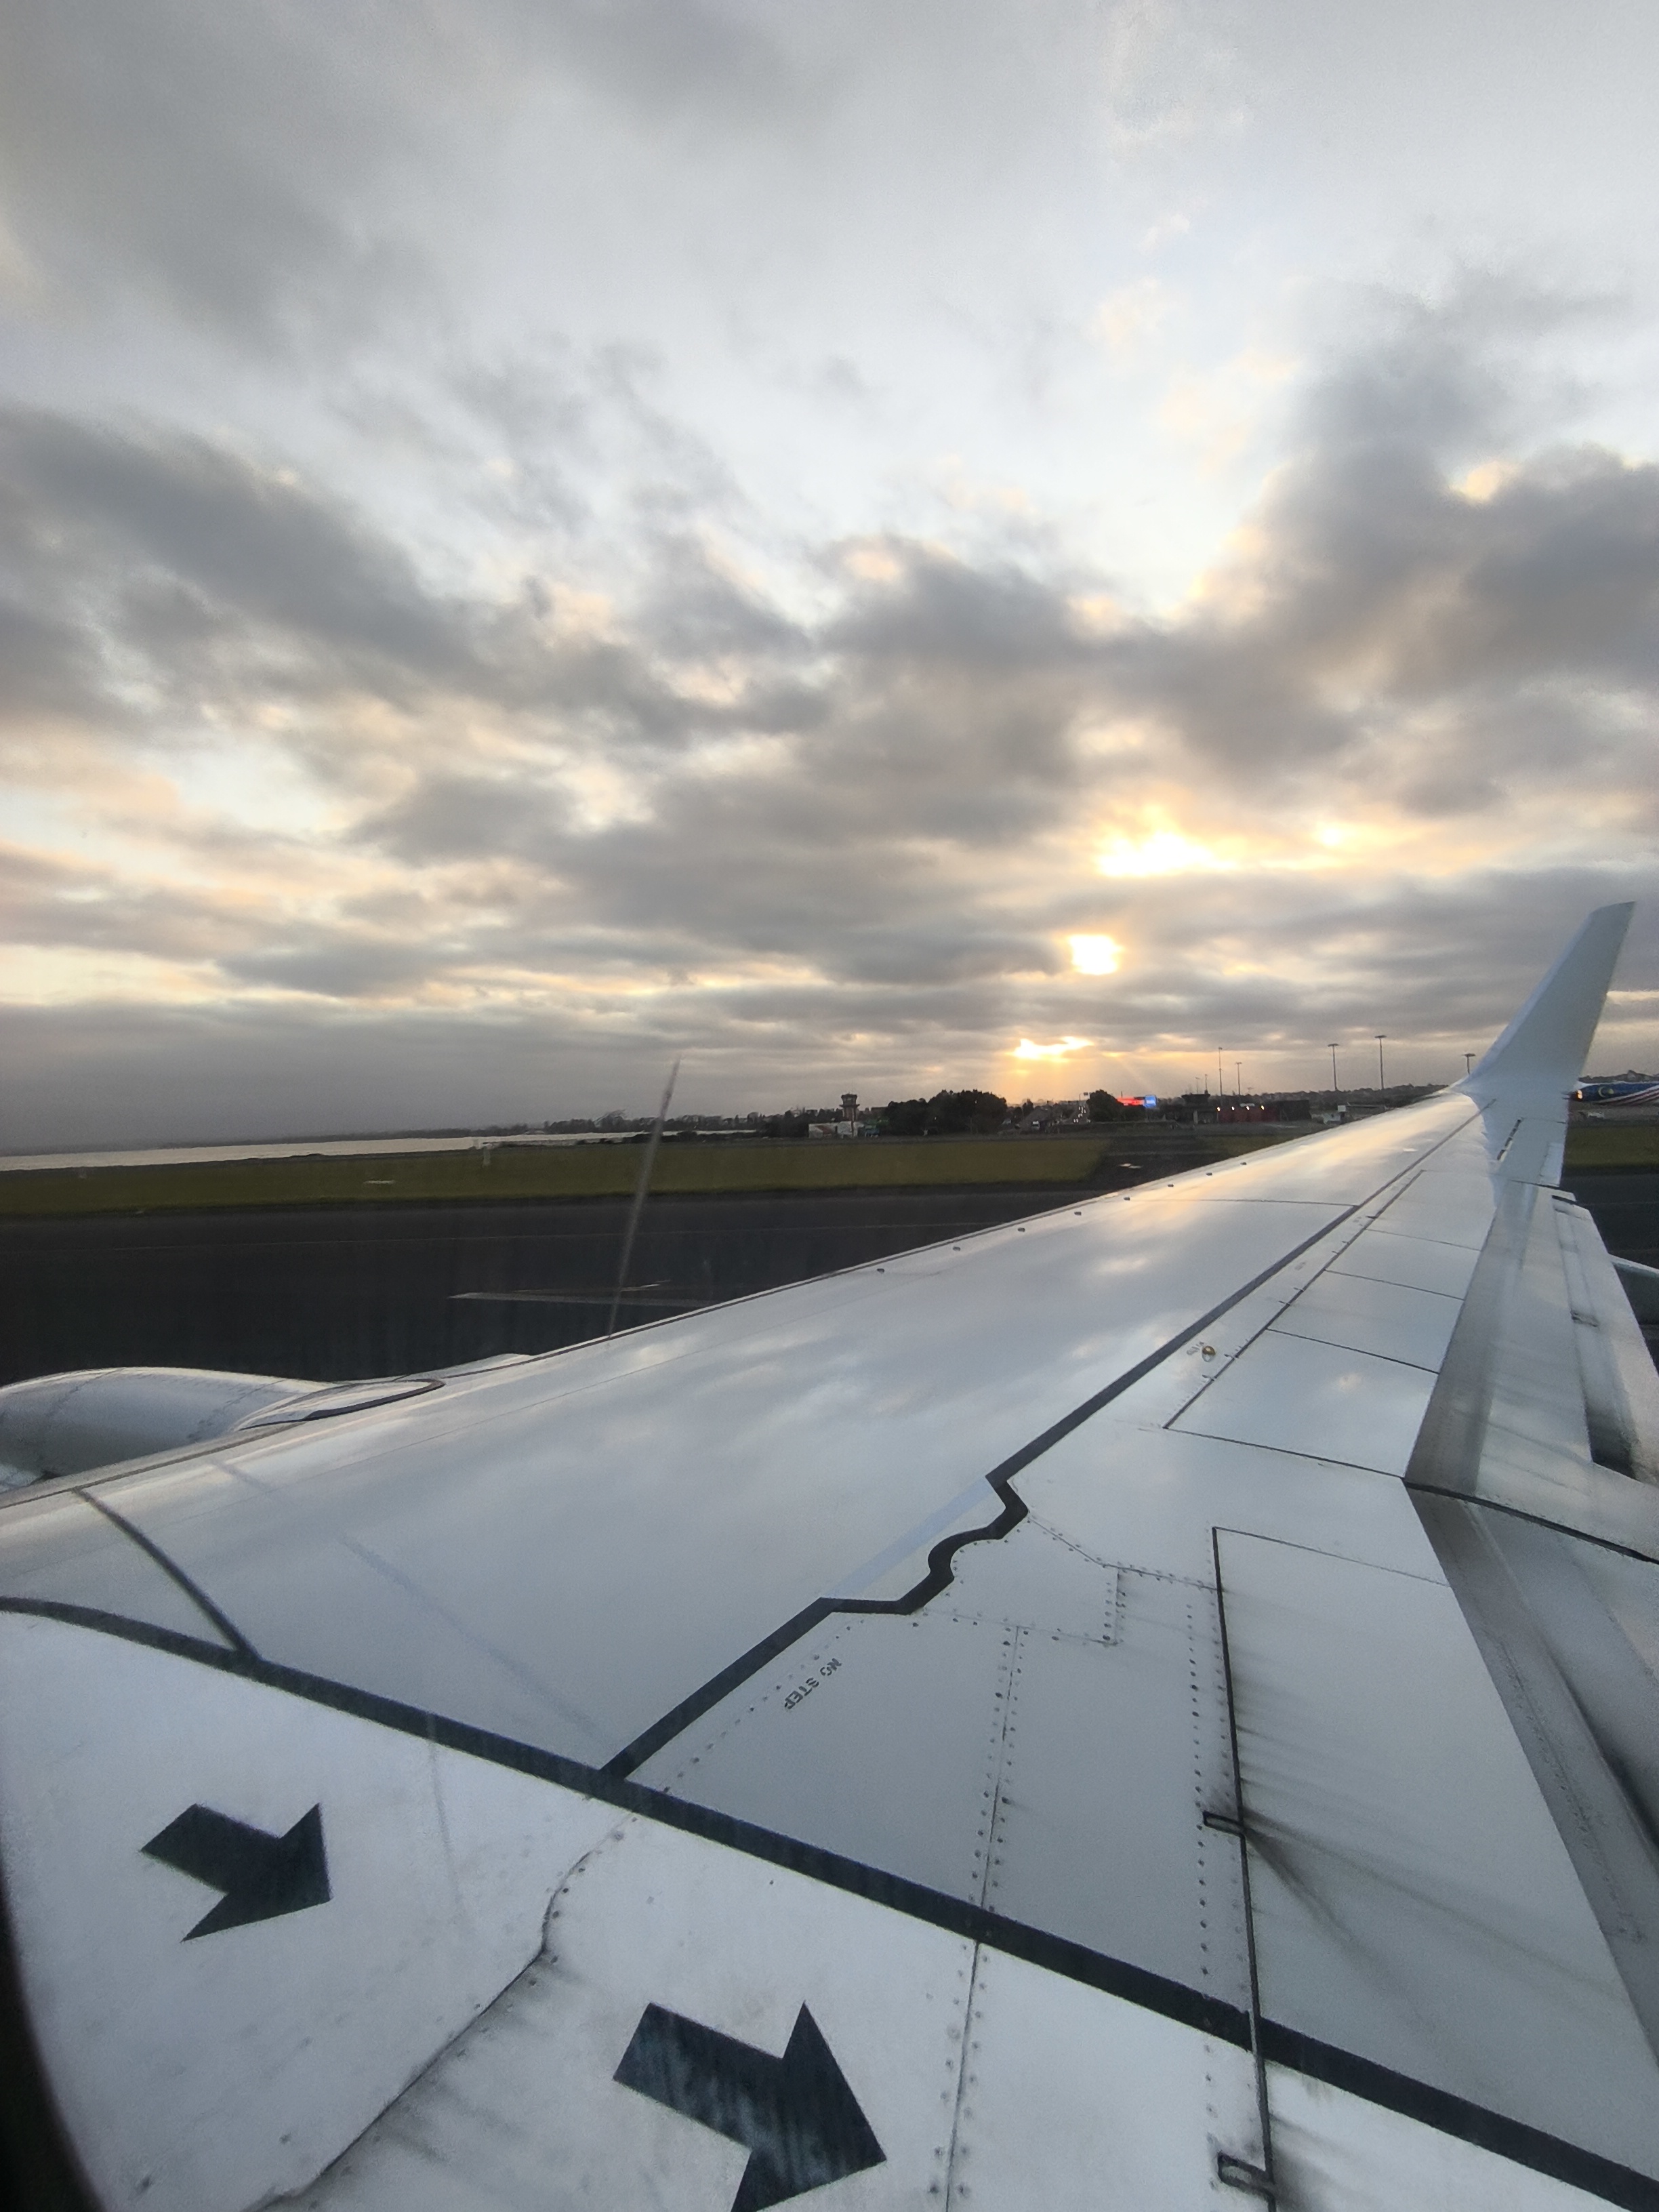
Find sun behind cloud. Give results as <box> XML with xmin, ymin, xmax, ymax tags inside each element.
<box><xmin>1013</xmin><ymin>1036</ymin><xmax>1092</xmax><ymax>1062</ymax></box>
<box><xmin>1068</xmin><ymin>935</ymin><xmax>1122</xmax><ymax>975</ymax></box>
<box><xmin>1096</xmin><ymin>828</ymin><xmax>1233</xmax><ymax>878</ymax></box>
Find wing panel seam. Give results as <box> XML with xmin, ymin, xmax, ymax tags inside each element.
<box><xmin>604</xmin><ymin>1202</ymin><xmax>1365</xmax><ymax>1777</ymax></box>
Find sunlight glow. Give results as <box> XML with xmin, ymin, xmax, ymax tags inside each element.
<box><xmin>1069</xmin><ymin>934</ymin><xmax>1122</xmax><ymax>975</ymax></box>
<box><xmin>1453</xmin><ymin>460</ymin><xmax>1518</xmax><ymax>504</ymax></box>
<box><xmin>1012</xmin><ymin>1036</ymin><xmax>1092</xmax><ymax>1062</ymax></box>
<box><xmin>1096</xmin><ymin>828</ymin><xmax>1233</xmax><ymax>878</ymax></box>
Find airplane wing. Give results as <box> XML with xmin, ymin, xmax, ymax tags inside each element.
<box><xmin>2</xmin><ymin>903</ymin><xmax>1658</xmax><ymax>2211</ymax></box>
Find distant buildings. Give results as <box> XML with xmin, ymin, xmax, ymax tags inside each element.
<box><xmin>809</xmin><ymin>1092</ymin><xmax>868</xmax><ymax>1138</ymax></box>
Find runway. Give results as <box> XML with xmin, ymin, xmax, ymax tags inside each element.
<box><xmin>0</xmin><ymin>1186</ymin><xmax>1098</xmax><ymax>1387</ymax></box>
<box><xmin>3</xmin><ymin>1174</ymin><xmax>1653</xmax><ymax>1390</ymax></box>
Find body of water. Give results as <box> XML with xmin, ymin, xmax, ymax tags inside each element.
<box><xmin>0</xmin><ymin>1132</ymin><xmax>637</xmax><ymax>1175</ymax></box>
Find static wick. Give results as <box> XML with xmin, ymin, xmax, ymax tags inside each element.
<box><xmin>607</xmin><ymin>1059</ymin><xmax>680</xmax><ymax>1340</ymax></box>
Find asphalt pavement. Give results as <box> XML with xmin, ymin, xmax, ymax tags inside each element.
<box><xmin>0</xmin><ymin>1186</ymin><xmax>1097</xmax><ymax>1387</ymax></box>
<box><xmin>3</xmin><ymin>1172</ymin><xmax>1654</xmax><ymax>1389</ymax></box>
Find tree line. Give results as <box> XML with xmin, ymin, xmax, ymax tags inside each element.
<box><xmin>747</xmin><ymin>1088</ymin><xmax>1149</xmax><ymax>1139</ymax></box>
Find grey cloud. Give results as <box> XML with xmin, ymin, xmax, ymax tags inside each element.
<box><xmin>0</xmin><ymin>409</ymin><xmax>709</xmax><ymax>748</ymax></box>
<box><xmin>597</xmin><ymin>349</ymin><xmax>745</xmax><ymax>529</ymax></box>
<box><xmin>0</xmin><ymin>409</ymin><xmax>481</xmax><ymax>726</ymax></box>
<box><xmin>1437</xmin><ymin>453</ymin><xmax>1659</xmax><ymax>686</ymax></box>
<box><xmin>1063</xmin><ymin>866</ymin><xmax>1659</xmax><ymax>1071</ymax></box>
<box><xmin>636</xmin><ymin>535</ymin><xmax>805</xmax><ymax>661</ymax></box>
<box><xmin>7</xmin><ymin>299</ymin><xmax>1659</xmax><ymax>1141</ymax></box>
<box><xmin>218</xmin><ymin>940</ymin><xmax>458</xmax><ymax>999</ymax></box>
<box><xmin>453</xmin><ymin>350</ymin><xmax>596</xmax><ymax>461</ymax></box>
<box><xmin>830</xmin><ymin>546</ymin><xmax>1088</xmax><ymax>672</ymax></box>
<box><xmin>0</xmin><ymin>0</ymin><xmax>422</xmax><ymax>342</ymax></box>
<box><xmin>1235</xmin><ymin>439</ymin><xmax>1659</xmax><ymax>708</ymax></box>
<box><xmin>0</xmin><ymin>0</ymin><xmax>824</xmax><ymax>365</ymax></box>
<box><xmin>3</xmin><ymin>858</ymin><xmax>1656</xmax><ymax>1153</ymax></box>
<box><xmin>1301</xmin><ymin>276</ymin><xmax>1616</xmax><ymax>463</ymax></box>
<box><xmin>442</xmin><ymin>344</ymin><xmax>754</xmax><ymax>558</ymax></box>
<box><xmin>0</xmin><ymin>844</ymin><xmax>282</xmax><ymax>966</ymax></box>
<box><xmin>349</xmin><ymin>304</ymin><xmax>1659</xmax><ymax>997</ymax></box>
<box><xmin>813</xmin><ymin>356</ymin><xmax>880</xmax><ymax>411</ymax></box>
<box><xmin>0</xmin><ymin>1000</ymin><xmax>600</xmax><ymax>1153</ymax></box>
<box><xmin>0</xmin><ymin>989</ymin><xmax>1006</xmax><ymax>1153</ymax></box>
<box><xmin>10</xmin><ymin>411</ymin><xmax>473</xmax><ymax>672</ymax></box>
<box><xmin>1302</xmin><ymin>295</ymin><xmax>1514</xmax><ymax>462</ymax></box>
<box><xmin>495</xmin><ymin>0</ymin><xmax>809</xmax><ymax>131</ymax></box>
<box><xmin>1101</xmin><ymin>321</ymin><xmax>1659</xmax><ymax>794</ymax></box>
<box><xmin>352</xmin><ymin>743</ymin><xmax>1065</xmax><ymax>987</ymax></box>
<box><xmin>363</xmin><ymin>777</ymin><xmax>571</xmax><ymax>869</ymax></box>
<box><xmin>0</xmin><ymin>598</ymin><xmax>104</xmax><ymax>727</ymax></box>
<box><xmin>447</xmin><ymin>354</ymin><xmax>594</xmax><ymax>535</ymax></box>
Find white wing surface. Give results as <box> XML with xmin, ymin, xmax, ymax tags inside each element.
<box><xmin>2</xmin><ymin>903</ymin><xmax>1657</xmax><ymax>2211</ymax></box>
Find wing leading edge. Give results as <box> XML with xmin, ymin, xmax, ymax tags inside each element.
<box><xmin>1</xmin><ymin>903</ymin><xmax>1656</xmax><ymax>2212</ymax></box>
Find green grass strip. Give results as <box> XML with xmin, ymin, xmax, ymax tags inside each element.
<box><xmin>0</xmin><ymin>1135</ymin><xmax>1116</xmax><ymax>1216</ymax></box>
<box><xmin>1563</xmin><ymin>1124</ymin><xmax>1659</xmax><ymax>1170</ymax></box>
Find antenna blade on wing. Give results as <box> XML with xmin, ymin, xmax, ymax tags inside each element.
<box><xmin>607</xmin><ymin>1059</ymin><xmax>680</xmax><ymax>1340</ymax></box>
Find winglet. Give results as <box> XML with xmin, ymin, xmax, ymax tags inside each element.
<box><xmin>1467</xmin><ymin>903</ymin><xmax>1634</xmax><ymax>1091</ymax></box>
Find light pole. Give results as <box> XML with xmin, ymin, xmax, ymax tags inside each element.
<box><xmin>1464</xmin><ymin>1052</ymin><xmax>1475</xmax><ymax>1077</ymax></box>
<box><xmin>1376</xmin><ymin>1035</ymin><xmax>1387</xmax><ymax>1091</ymax></box>
<box><xmin>1328</xmin><ymin>1042</ymin><xmax>1339</xmax><ymax>1095</ymax></box>
<box><xmin>1235</xmin><ymin>1061</ymin><xmax>1242</xmax><ymax>1098</ymax></box>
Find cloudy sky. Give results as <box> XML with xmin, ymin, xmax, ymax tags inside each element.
<box><xmin>3</xmin><ymin>0</ymin><xmax>1658</xmax><ymax>1146</ymax></box>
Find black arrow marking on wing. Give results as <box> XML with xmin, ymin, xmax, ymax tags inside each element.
<box><xmin>142</xmin><ymin>1803</ymin><xmax>330</xmax><ymax>1940</ymax></box>
<box><xmin>615</xmin><ymin>2002</ymin><xmax>884</xmax><ymax>2211</ymax></box>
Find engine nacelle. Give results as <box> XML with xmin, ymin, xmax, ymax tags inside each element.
<box><xmin>0</xmin><ymin>1366</ymin><xmax>318</xmax><ymax>1486</ymax></box>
